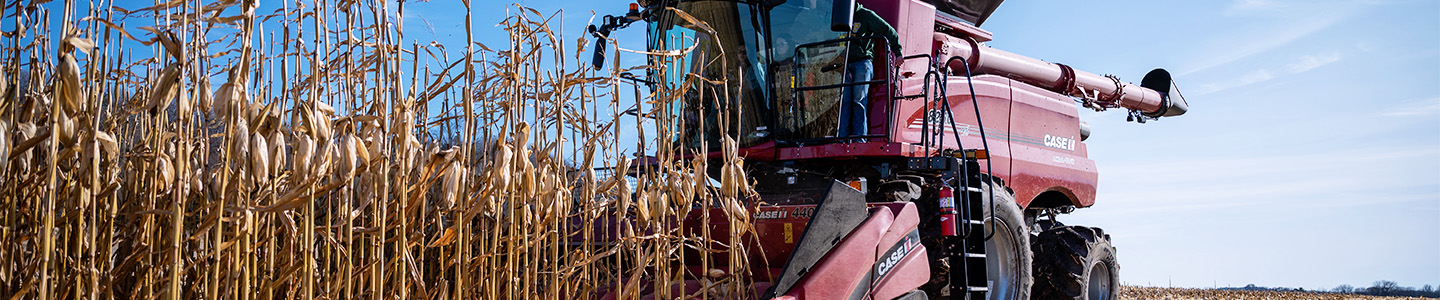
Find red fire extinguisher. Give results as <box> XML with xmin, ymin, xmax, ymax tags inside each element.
<box><xmin>938</xmin><ymin>183</ymin><xmax>958</xmax><ymax>236</ymax></box>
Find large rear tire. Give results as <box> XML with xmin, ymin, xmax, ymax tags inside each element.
<box><xmin>921</xmin><ymin>181</ymin><xmax>1032</xmax><ymax>300</ymax></box>
<box><xmin>980</xmin><ymin>182</ymin><xmax>1033</xmax><ymax>300</ymax></box>
<box><xmin>1031</xmin><ymin>226</ymin><xmax>1120</xmax><ymax>300</ymax></box>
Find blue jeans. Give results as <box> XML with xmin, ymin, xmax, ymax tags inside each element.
<box><xmin>839</xmin><ymin>59</ymin><xmax>873</xmax><ymax>139</ymax></box>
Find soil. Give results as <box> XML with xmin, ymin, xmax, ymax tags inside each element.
<box><xmin>1121</xmin><ymin>286</ymin><xmax>1433</xmax><ymax>300</ymax></box>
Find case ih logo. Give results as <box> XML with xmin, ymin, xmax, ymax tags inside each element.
<box><xmin>753</xmin><ymin>206</ymin><xmax>816</xmax><ymax>220</ymax></box>
<box><xmin>753</xmin><ymin>209</ymin><xmax>789</xmax><ymax>220</ymax></box>
<box><xmin>1043</xmin><ymin>134</ymin><xmax>1076</xmax><ymax>151</ymax></box>
<box><xmin>875</xmin><ymin>230</ymin><xmax>922</xmax><ymax>280</ymax></box>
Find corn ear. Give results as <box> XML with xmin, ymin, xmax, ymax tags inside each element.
<box><xmin>56</xmin><ymin>53</ymin><xmax>82</xmax><ymax>114</ymax></box>
<box><xmin>149</xmin><ymin>63</ymin><xmax>181</xmax><ymax>113</ymax></box>
<box><xmin>251</xmin><ymin>132</ymin><xmax>270</xmax><ymax>183</ymax></box>
<box><xmin>157</xmin><ymin>154</ymin><xmax>174</xmax><ymax>194</ymax></box>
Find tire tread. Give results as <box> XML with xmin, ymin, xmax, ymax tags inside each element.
<box><xmin>1031</xmin><ymin>225</ymin><xmax>1118</xmax><ymax>300</ymax></box>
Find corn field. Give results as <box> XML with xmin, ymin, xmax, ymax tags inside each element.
<box><xmin>1121</xmin><ymin>286</ymin><xmax>1435</xmax><ymax>300</ymax></box>
<box><xmin>0</xmin><ymin>0</ymin><xmax>759</xmax><ymax>299</ymax></box>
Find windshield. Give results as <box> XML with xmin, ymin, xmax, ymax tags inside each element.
<box><xmin>650</xmin><ymin>1</ymin><xmax>771</xmax><ymax>150</ymax></box>
<box><xmin>647</xmin><ymin>0</ymin><xmax>846</xmax><ymax>150</ymax></box>
<box><xmin>768</xmin><ymin>0</ymin><xmax>848</xmax><ymax>141</ymax></box>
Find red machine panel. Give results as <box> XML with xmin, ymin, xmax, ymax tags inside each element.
<box><xmin>890</xmin><ymin>75</ymin><xmax>1015</xmax><ymax>180</ymax></box>
<box><xmin>1005</xmin><ymin>81</ymin><xmax>1098</xmax><ymax>207</ymax></box>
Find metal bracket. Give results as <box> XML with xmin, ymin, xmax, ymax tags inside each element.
<box><xmin>907</xmin><ymin>157</ymin><xmax>951</xmax><ymax>171</ymax></box>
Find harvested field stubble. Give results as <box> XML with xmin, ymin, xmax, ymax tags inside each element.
<box><xmin>1123</xmin><ymin>286</ymin><xmax>1430</xmax><ymax>300</ymax></box>
<box><xmin>0</xmin><ymin>1</ymin><xmax>756</xmax><ymax>299</ymax></box>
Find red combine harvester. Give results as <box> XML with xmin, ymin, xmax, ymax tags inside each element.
<box><xmin>586</xmin><ymin>0</ymin><xmax>1187</xmax><ymax>299</ymax></box>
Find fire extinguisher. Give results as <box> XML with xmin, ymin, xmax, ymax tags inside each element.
<box><xmin>938</xmin><ymin>182</ymin><xmax>958</xmax><ymax>236</ymax></box>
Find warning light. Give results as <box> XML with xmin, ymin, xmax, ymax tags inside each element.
<box><xmin>966</xmin><ymin>149</ymin><xmax>988</xmax><ymax>159</ymax></box>
<box><xmin>950</xmin><ymin>149</ymin><xmax>988</xmax><ymax>160</ymax></box>
<box><xmin>847</xmin><ymin>178</ymin><xmax>867</xmax><ymax>194</ymax></box>
<box><xmin>626</xmin><ymin>3</ymin><xmax>642</xmax><ymax>21</ymax></box>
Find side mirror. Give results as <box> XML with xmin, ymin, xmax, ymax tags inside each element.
<box><xmin>588</xmin><ymin>22</ymin><xmax>614</xmax><ymax>70</ymax></box>
<box><xmin>592</xmin><ymin>39</ymin><xmax>609</xmax><ymax>70</ymax></box>
<box><xmin>831</xmin><ymin>0</ymin><xmax>855</xmax><ymax>32</ymax></box>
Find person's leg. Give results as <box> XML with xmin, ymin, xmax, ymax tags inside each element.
<box><xmin>848</xmin><ymin>59</ymin><xmax>873</xmax><ymax>139</ymax></box>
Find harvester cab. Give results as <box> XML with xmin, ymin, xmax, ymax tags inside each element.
<box><xmin>586</xmin><ymin>0</ymin><xmax>1187</xmax><ymax>299</ymax></box>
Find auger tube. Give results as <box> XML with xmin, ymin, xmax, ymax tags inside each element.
<box><xmin>939</xmin><ymin>34</ymin><xmax>1188</xmax><ymax>117</ymax></box>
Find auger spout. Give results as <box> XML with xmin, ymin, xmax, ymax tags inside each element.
<box><xmin>939</xmin><ymin>34</ymin><xmax>1188</xmax><ymax>118</ymax></box>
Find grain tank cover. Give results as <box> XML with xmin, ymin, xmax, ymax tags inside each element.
<box><xmin>923</xmin><ymin>0</ymin><xmax>1004</xmax><ymax>26</ymax></box>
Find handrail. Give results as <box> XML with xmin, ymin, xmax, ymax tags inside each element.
<box><xmin>943</xmin><ymin>55</ymin><xmax>999</xmax><ymax>241</ymax></box>
<box><xmin>786</xmin><ymin>35</ymin><xmax>899</xmax><ymax>145</ymax></box>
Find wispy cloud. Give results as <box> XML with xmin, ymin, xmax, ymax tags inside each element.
<box><xmin>1224</xmin><ymin>0</ymin><xmax>1285</xmax><ymax>15</ymax></box>
<box><xmin>1286</xmin><ymin>51</ymin><xmax>1343</xmax><ymax>73</ymax></box>
<box><xmin>1192</xmin><ymin>51</ymin><xmax>1345</xmax><ymax>95</ymax></box>
<box><xmin>1192</xmin><ymin>69</ymin><xmax>1274</xmax><ymax>95</ymax></box>
<box><xmin>1177</xmin><ymin>16</ymin><xmax>1344</xmax><ymax>77</ymax></box>
<box><xmin>1381</xmin><ymin>97</ymin><xmax>1440</xmax><ymax>117</ymax></box>
<box><xmin>1177</xmin><ymin>0</ymin><xmax>1374</xmax><ymax>77</ymax></box>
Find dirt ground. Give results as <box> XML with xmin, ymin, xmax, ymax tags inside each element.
<box><xmin>1121</xmin><ymin>286</ymin><xmax>1433</xmax><ymax>300</ymax></box>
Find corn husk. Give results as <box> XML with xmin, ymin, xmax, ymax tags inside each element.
<box><xmin>269</xmin><ymin>131</ymin><xmax>285</xmax><ymax>176</ymax></box>
<box><xmin>365</xmin><ymin>128</ymin><xmax>381</xmax><ymax>166</ymax></box>
<box><xmin>94</xmin><ymin>130</ymin><xmax>117</xmax><ymax>161</ymax></box>
<box><xmin>0</xmin><ymin>121</ymin><xmax>8</xmax><ymax>167</ymax></box>
<box><xmin>352</xmin><ymin>133</ymin><xmax>370</xmax><ymax>171</ymax></box>
<box><xmin>189</xmin><ymin>167</ymin><xmax>204</xmax><ymax>195</ymax></box>
<box><xmin>338</xmin><ymin>134</ymin><xmax>357</xmax><ymax>178</ymax></box>
<box><xmin>250</xmin><ymin>132</ymin><xmax>270</xmax><ymax>183</ymax></box>
<box><xmin>57</xmin><ymin>109</ymin><xmax>77</xmax><ymax>146</ymax></box>
<box><xmin>156</xmin><ymin>154</ymin><xmax>174</xmax><ymax>194</ymax></box>
<box><xmin>15</xmin><ymin>122</ymin><xmax>34</xmax><ymax>172</ymax></box>
<box><xmin>441</xmin><ymin>160</ymin><xmax>465</xmax><ymax>209</ymax></box>
<box><xmin>493</xmin><ymin>143</ymin><xmax>514</xmax><ymax>191</ymax></box>
<box><xmin>197</xmin><ymin>75</ymin><xmax>213</xmax><ymax>115</ymax></box>
<box><xmin>148</xmin><ymin>63</ymin><xmax>181</xmax><ymax>113</ymax></box>
<box><xmin>293</xmin><ymin>134</ymin><xmax>314</xmax><ymax>179</ymax></box>
<box><xmin>0</xmin><ymin>65</ymin><xmax>8</xmax><ymax>100</ymax></box>
<box><xmin>246</xmin><ymin>101</ymin><xmax>264</xmax><ymax>126</ymax></box>
<box><xmin>56</xmin><ymin>52</ymin><xmax>82</xmax><ymax>114</ymax></box>
<box><xmin>234</xmin><ymin>118</ymin><xmax>251</xmax><ymax>159</ymax></box>
<box><xmin>212</xmin><ymin>83</ymin><xmax>241</xmax><ymax>118</ymax></box>
<box><xmin>313</xmin><ymin>140</ymin><xmax>332</xmax><ymax>179</ymax></box>
<box><xmin>177</xmin><ymin>87</ymin><xmax>193</xmax><ymax>118</ymax></box>
<box><xmin>315</xmin><ymin>100</ymin><xmax>335</xmax><ymax>117</ymax></box>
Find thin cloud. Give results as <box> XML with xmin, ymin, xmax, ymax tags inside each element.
<box><xmin>1178</xmin><ymin>0</ymin><xmax>1373</xmax><ymax>77</ymax></box>
<box><xmin>1224</xmin><ymin>0</ymin><xmax>1285</xmax><ymax>15</ymax></box>
<box><xmin>1286</xmin><ymin>51</ymin><xmax>1343</xmax><ymax>73</ymax></box>
<box><xmin>1381</xmin><ymin>97</ymin><xmax>1440</xmax><ymax>117</ymax></box>
<box><xmin>1193</xmin><ymin>69</ymin><xmax>1274</xmax><ymax>95</ymax></box>
<box><xmin>1192</xmin><ymin>51</ymin><xmax>1345</xmax><ymax>95</ymax></box>
<box><xmin>1177</xmin><ymin>14</ymin><xmax>1344</xmax><ymax>77</ymax></box>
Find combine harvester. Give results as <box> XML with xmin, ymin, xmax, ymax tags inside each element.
<box><xmin>585</xmin><ymin>0</ymin><xmax>1188</xmax><ymax>299</ymax></box>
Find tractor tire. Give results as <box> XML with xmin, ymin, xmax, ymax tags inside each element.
<box><xmin>1030</xmin><ymin>226</ymin><xmax>1120</xmax><ymax>300</ymax></box>
<box><xmin>979</xmin><ymin>181</ymin><xmax>1034</xmax><ymax>300</ymax></box>
<box><xmin>921</xmin><ymin>181</ymin><xmax>1032</xmax><ymax>300</ymax></box>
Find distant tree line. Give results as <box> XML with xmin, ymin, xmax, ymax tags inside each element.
<box><xmin>1331</xmin><ymin>281</ymin><xmax>1439</xmax><ymax>298</ymax></box>
<box><xmin>1319</xmin><ymin>281</ymin><xmax>1434</xmax><ymax>297</ymax></box>
<box><xmin>1223</xmin><ymin>281</ymin><xmax>1438</xmax><ymax>298</ymax></box>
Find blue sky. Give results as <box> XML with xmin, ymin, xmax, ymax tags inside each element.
<box><xmin>85</xmin><ymin>0</ymin><xmax>1440</xmax><ymax>291</ymax></box>
<box><xmin>981</xmin><ymin>0</ymin><xmax>1439</xmax><ymax>290</ymax></box>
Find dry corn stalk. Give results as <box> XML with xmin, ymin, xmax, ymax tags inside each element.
<box><xmin>0</xmin><ymin>2</ymin><xmax>759</xmax><ymax>300</ymax></box>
